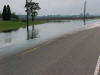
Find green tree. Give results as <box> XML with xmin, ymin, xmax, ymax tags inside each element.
<box><xmin>29</xmin><ymin>2</ymin><xmax>40</xmax><ymax>30</ymax></box>
<box><xmin>29</xmin><ymin>2</ymin><xmax>40</xmax><ymax>21</ymax></box>
<box><xmin>2</xmin><ymin>5</ymin><xmax>7</xmax><ymax>20</ymax></box>
<box><xmin>25</xmin><ymin>1</ymin><xmax>40</xmax><ymax>40</ymax></box>
<box><xmin>6</xmin><ymin>5</ymin><xmax>11</xmax><ymax>20</ymax></box>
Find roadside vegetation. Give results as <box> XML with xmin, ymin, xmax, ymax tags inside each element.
<box><xmin>0</xmin><ymin>20</ymin><xmax>48</xmax><ymax>32</ymax></box>
<box><xmin>0</xmin><ymin>4</ymin><xmax>47</xmax><ymax>32</ymax></box>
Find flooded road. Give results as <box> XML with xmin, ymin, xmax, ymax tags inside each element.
<box><xmin>0</xmin><ymin>19</ymin><xmax>99</xmax><ymax>58</ymax></box>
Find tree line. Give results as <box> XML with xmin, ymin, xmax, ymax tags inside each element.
<box><xmin>1</xmin><ymin>5</ymin><xmax>18</xmax><ymax>21</ymax></box>
<box><xmin>2</xmin><ymin>5</ymin><xmax>11</xmax><ymax>20</ymax></box>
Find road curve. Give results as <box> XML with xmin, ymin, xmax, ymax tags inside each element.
<box><xmin>1</xmin><ymin>25</ymin><xmax>100</xmax><ymax>75</ymax></box>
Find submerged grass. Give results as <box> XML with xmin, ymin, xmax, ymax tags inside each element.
<box><xmin>0</xmin><ymin>20</ymin><xmax>48</xmax><ymax>32</ymax></box>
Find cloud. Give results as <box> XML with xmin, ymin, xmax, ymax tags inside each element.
<box><xmin>0</xmin><ymin>0</ymin><xmax>100</xmax><ymax>15</ymax></box>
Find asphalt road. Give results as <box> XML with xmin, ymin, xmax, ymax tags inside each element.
<box><xmin>1</xmin><ymin>26</ymin><xmax>100</xmax><ymax>75</ymax></box>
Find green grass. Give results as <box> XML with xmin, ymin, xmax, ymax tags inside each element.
<box><xmin>0</xmin><ymin>20</ymin><xmax>48</xmax><ymax>32</ymax></box>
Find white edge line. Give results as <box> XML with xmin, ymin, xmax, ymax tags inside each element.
<box><xmin>94</xmin><ymin>55</ymin><xmax>100</xmax><ymax>75</ymax></box>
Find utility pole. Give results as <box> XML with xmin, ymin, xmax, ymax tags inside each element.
<box><xmin>84</xmin><ymin>0</ymin><xmax>87</xmax><ymax>25</ymax></box>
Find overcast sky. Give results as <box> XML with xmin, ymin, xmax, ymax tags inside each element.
<box><xmin>0</xmin><ymin>0</ymin><xmax>100</xmax><ymax>15</ymax></box>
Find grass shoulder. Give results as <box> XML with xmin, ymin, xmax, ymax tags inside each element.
<box><xmin>0</xmin><ymin>20</ymin><xmax>48</xmax><ymax>32</ymax></box>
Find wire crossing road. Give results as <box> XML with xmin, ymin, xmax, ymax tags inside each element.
<box><xmin>1</xmin><ymin>26</ymin><xmax>100</xmax><ymax>75</ymax></box>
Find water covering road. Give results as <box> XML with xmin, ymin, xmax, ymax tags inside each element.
<box><xmin>1</xmin><ymin>22</ymin><xmax>100</xmax><ymax>75</ymax></box>
<box><xmin>0</xmin><ymin>19</ymin><xmax>100</xmax><ymax>59</ymax></box>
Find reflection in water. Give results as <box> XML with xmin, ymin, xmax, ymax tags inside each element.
<box><xmin>27</xmin><ymin>31</ymin><xmax>29</xmax><ymax>40</ymax></box>
<box><xmin>0</xmin><ymin>19</ymin><xmax>100</xmax><ymax>49</ymax></box>
<box><xmin>27</xmin><ymin>25</ymin><xmax>38</xmax><ymax>40</ymax></box>
<box><xmin>83</xmin><ymin>19</ymin><xmax>86</xmax><ymax>25</ymax></box>
<box><xmin>0</xmin><ymin>26</ymin><xmax>38</xmax><ymax>48</ymax></box>
<box><xmin>4</xmin><ymin>33</ymin><xmax>12</xmax><ymax>43</ymax></box>
<box><xmin>31</xmin><ymin>26</ymin><xmax>38</xmax><ymax>39</ymax></box>
<box><xmin>0</xmin><ymin>33</ymin><xmax>12</xmax><ymax>48</ymax></box>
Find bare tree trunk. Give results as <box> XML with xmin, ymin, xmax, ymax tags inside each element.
<box><xmin>32</xmin><ymin>15</ymin><xmax>35</xmax><ymax>30</ymax></box>
<box><xmin>31</xmin><ymin>25</ymin><xmax>34</xmax><ymax>39</ymax></box>
<box><xmin>26</xmin><ymin>0</ymin><xmax>29</xmax><ymax>40</ymax></box>
<box><xmin>27</xmin><ymin>11</ymin><xmax>29</xmax><ymax>40</ymax></box>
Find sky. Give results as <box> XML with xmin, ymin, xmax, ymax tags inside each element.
<box><xmin>0</xmin><ymin>0</ymin><xmax>100</xmax><ymax>16</ymax></box>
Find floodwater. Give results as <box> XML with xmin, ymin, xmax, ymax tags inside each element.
<box><xmin>0</xmin><ymin>19</ymin><xmax>99</xmax><ymax>58</ymax></box>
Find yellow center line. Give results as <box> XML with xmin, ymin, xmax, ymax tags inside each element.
<box><xmin>16</xmin><ymin>42</ymin><xmax>49</xmax><ymax>56</ymax></box>
<box><xmin>16</xmin><ymin>46</ymin><xmax>41</xmax><ymax>56</ymax></box>
<box><xmin>16</xmin><ymin>34</ymin><xmax>68</xmax><ymax>57</ymax></box>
